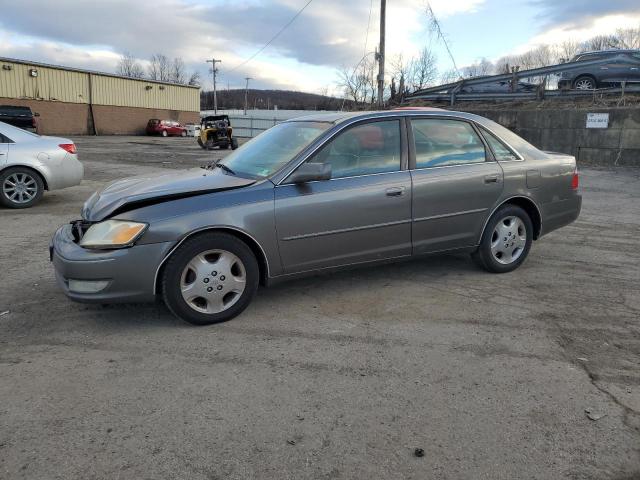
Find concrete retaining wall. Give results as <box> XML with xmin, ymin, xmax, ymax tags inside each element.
<box><xmin>458</xmin><ymin>107</ymin><xmax>640</xmax><ymax>166</ymax></box>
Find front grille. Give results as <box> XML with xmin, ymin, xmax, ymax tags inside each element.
<box><xmin>70</xmin><ymin>219</ymin><xmax>94</xmax><ymax>243</ymax></box>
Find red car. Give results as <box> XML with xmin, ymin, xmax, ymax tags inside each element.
<box><xmin>146</xmin><ymin>119</ymin><xmax>187</xmax><ymax>137</ymax></box>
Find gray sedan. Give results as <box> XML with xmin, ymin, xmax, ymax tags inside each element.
<box><xmin>0</xmin><ymin>121</ymin><xmax>83</xmax><ymax>208</ymax></box>
<box><xmin>50</xmin><ymin>109</ymin><xmax>581</xmax><ymax>325</ymax></box>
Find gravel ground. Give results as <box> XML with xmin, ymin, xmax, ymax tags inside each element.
<box><xmin>0</xmin><ymin>136</ymin><xmax>639</xmax><ymax>480</ymax></box>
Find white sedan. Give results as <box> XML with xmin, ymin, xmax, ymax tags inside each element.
<box><xmin>0</xmin><ymin>121</ymin><xmax>83</xmax><ymax>208</ymax></box>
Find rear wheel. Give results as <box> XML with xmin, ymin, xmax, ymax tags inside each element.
<box><xmin>162</xmin><ymin>233</ymin><xmax>259</xmax><ymax>325</ymax></box>
<box><xmin>231</xmin><ymin>137</ymin><xmax>239</xmax><ymax>150</ymax></box>
<box><xmin>0</xmin><ymin>167</ymin><xmax>44</xmax><ymax>208</ymax></box>
<box><xmin>161</xmin><ymin>130</ymin><xmax>168</xmax><ymax>137</ymax></box>
<box><xmin>574</xmin><ymin>76</ymin><xmax>596</xmax><ymax>90</ymax></box>
<box><xmin>472</xmin><ymin>205</ymin><xmax>533</xmax><ymax>273</ymax></box>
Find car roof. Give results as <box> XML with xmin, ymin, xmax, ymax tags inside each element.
<box><xmin>285</xmin><ymin>108</ymin><xmax>477</xmax><ymax>125</ymax></box>
<box><xmin>576</xmin><ymin>49</ymin><xmax>640</xmax><ymax>57</ymax></box>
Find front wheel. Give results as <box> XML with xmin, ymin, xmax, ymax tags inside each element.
<box><xmin>181</xmin><ymin>130</ymin><xmax>187</xmax><ymax>137</ymax></box>
<box><xmin>0</xmin><ymin>167</ymin><xmax>45</xmax><ymax>208</ymax></box>
<box><xmin>162</xmin><ymin>233</ymin><xmax>259</xmax><ymax>325</ymax></box>
<box><xmin>161</xmin><ymin>130</ymin><xmax>168</xmax><ymax>137</ymax></box>
<box><xmin>231</xmin><ymin>137</ymin><xmax>239</xmax><ymax>150</ymax></box>
<box><xmin>472</xmin><ymin>205</ymin><xmax>533</xmax><ymax>273</ymax></box>
<box><xmin>574</xmin><ymin>76</ymin><xmax>596</xmax><ymax>90</ymax></box>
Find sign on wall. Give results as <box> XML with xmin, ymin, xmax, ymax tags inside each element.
<box><xmin>586</xmin><ymin>113</ymin><xmax>609</xmax><ymax>129</ymax></box>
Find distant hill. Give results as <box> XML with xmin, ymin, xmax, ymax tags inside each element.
<box><xmin>201</xmin><ymin>89</ymin><xmax>354</xmax><ymax>111</ymax></box>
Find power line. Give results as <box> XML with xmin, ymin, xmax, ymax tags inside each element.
<box><xmin>363</xmin><ymin>0</ymin><xmax>374</xmax><ymax>60</ymax></box>
<box><xmin>228</xmin><ymin>0</ymin><xmax>315</xmax><ymax>73</ymax></box>
<box><xmin>425</xmin><ymin>2</ymin><xmax>460</xmax><ymax>76</ymax></box>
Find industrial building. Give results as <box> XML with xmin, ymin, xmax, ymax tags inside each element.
<box><xmin>0</xmin><ymin>57</ymin><xmax>200</xmax><ymax>135</ymax></box>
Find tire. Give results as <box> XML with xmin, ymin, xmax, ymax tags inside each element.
<box><xmin>573</xmin><ymin>76</ymin><xmax>596</xmax><ymax>90</ymax></box>
<box><xmin>162</xmin><ymin>233</ymin><xmax>259</xmax><ymax>325</ymax></box>
<box><xmin>231</xmin><ymin>137</ymin><xmax>239</xmax><ymax>150</ymax></box>
<box><xmin>472</xmin><ymin>205</ymin><xmax>533</xmax><ymax>273</ymax></box>
<box><xmin>0</xmin><ymin>167</ymin><xmax>45</xmax><ymax>209</ymax></box>
<box><xmin>161</xmin><ymin>130</ymin><xmax>168</xmax><ymax>137</ymax></box>
<box><xmin>197</xmin><ymin>137</ymin><xmax>206</xmax><ymax>149</ymax></box>
<box><xmin>181</xmin><ymin>130</ymin><xmax>187</xmax><ymax>137</ymax></box>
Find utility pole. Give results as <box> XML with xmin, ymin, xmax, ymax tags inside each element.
<box><xmin>244</xmin><ymin>77</ymin><xmax>252</xmax><ymax>115</ymax></box>
<box><xmin>376</xmin><ymin>0</ymin><xmax>386</xmax><ymax>107</ymax></box>
<box><xmin>206</xmin><ymin>58</ymin><xmax>221</xmax><ymax>113</ymax></box>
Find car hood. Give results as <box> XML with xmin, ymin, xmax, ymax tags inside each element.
<box><xmin>82</xmin><ymin>167</ymin><xmax>255</xmax><ymax>221</ymax></box>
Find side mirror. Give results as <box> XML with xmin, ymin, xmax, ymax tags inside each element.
<box><xmin>288</xmin><ymin>162</ymin><xmax>331</xmax><ymax>183</ymax></box>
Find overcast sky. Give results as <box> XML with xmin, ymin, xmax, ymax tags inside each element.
<box><xmin>0</xmin><ymin>0</ymin><xmax>638</xmax><ymax>94</ymax></box>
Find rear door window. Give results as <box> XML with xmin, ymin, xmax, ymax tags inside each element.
<box><xmin>410</xmin><ymin>118</ymin><xmax>487</xmax><ymax>168</ymax></box>
<box><xmin>480</xmin><ymin>127</ymin><xmax>519</xmax><ymax>161</ymax></box>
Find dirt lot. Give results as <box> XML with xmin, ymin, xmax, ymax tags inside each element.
<box><xmin>1</xmin><ymin>136</ymin><xmax>639</xmax><ymax>480</ymax></box>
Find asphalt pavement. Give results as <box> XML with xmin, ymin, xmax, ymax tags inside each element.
<box><xmin>1</xmin><ymin>136</ymin><xmax>639</xmax><ymax>480</ymax></box>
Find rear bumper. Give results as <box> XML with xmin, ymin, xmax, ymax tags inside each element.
<box><xmin>42</xmin><ymin>154</ymin><xmax>84</xmax><ymax>190</ymax></box>
<box><xmin>540</xmin><ymin>194</ymin><xmax>582</xmax><ymax>237</ymax></box>
<box><xmin>50</xmin><ymin>224</ymin><xmax>174</xmax><ymax>303</ymax></box>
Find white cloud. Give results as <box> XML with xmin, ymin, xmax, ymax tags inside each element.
<box><xmin>510</xmin><ymin>13</ymin><xmax>640</xmax><ymax>55</ymax></box>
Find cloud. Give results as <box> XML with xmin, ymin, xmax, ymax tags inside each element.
<box><xmin>0</xmin><ymin>0</ymin><xmax>484</xmax><ymax>92</ymax></box>
<box><xmin>531</xmin><ymin>0</ymin><xmax>639</xmax><ymax>28</ymax></box>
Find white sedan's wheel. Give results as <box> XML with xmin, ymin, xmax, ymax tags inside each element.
<box><xmin>0</xmin><ymin>168</ymin><xmax>44</xmax><ymax>208</ymax></box>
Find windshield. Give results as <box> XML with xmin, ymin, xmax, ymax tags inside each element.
<box><xmin>218</xmin><ymin>121</ymin><xmax>331</xmax><ymax>178</ymax></box>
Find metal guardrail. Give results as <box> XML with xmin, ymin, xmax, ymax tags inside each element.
<box><xmin>411</xmin><ymin>85</ymin><xmax>640</xmax><ymax>103</ymax></box>
<box><xmin>407</xmin><ymin>53</ymin><xmax>640</xmax><ymax>104</ymax></box>
<box><xmin>228</xmin><ymin>116</ymin><xmax>283</xmax><ymax>138</ymax></box>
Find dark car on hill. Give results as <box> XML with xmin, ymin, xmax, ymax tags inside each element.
<box><xmin>558</xmin><ymin>49</ymin><xmax>640</xmax><ymax>90</ymax></box>
<box><xmin>0</xmin><ymin>105</ymin><xmax>39</xmax><ymax>132</ymax></box>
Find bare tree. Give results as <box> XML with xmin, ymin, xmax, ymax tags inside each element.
<box><xmin>116</xmin><ymin>52</ymin><xmax>145</xmax><ymax>78</ymax></box>
<box><xmin>439</xmin><ymin>68</ymin><xmax>461</xmax><ymax>84</ymax></box>
<box><xmin>148</xmin><ymin>54</ymin><xmax>171</xmax><ymax>82</ymax></box>
<box><xmin>390</xmin><ymin>54</ymin><xmax>412</xmax><ymax>101</ymax></box>
<box><xmin>170</xmin><ymin>57</ymin><xmax>186</xmax><ymax>84</ymax></box>
<box><xmin>615</xmin><ymin>27</ymin><xmax>640</xmax><ymax>49</ymax></box>
<box><xmin>582</xmin><ymin>34</ymin><xmax>620</xmax><ymax>51</ymax></box>
<box><xmin>410</xmin><ymin>47</ymin><xmax>438</xmax><ymax>91</ymax></box>
<box><xmin>187</xmin><ymin>71</ymin><xmax>201</xmax><ymax>86</ymax></box>
<box><xmin>337</xmin><ymin>63</ymin><xmax>369</xmax><ymax>105</ymax></box>
<box><xmin>461</xmin><ymin>57</ymin><xmax>493</xmax><ymax>78</ymax></box>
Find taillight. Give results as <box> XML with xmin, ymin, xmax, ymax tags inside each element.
<box><xmin>571</xmin><ymin>167</ymin><xmax>579</xmax><ymax>190</ymax></box>
<box><xmin>59</xmin><ymin>143</ymin><xmax>77</xmax><ymax>154</ymax></box>
<box><xmin>32</xmin><ymin>117</ymin><xmax>37</xmax><ymax>127</ymax></box>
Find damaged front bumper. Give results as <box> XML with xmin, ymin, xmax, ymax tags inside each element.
<box><xmin>50</xmin><ymin>223</ymin><xmax>174</xmax><ymax>303</ymax></box>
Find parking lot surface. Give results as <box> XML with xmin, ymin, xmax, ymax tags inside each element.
<box><xmin>1</xmin><ymin>136</ymin><xmax>639</xmax><ymax>480</ymax></box>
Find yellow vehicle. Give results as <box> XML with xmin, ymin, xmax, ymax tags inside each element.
<box><xmin>197</xmin><ymin>115</ymin><xmax>239</xmax><ymax>150</ymax></box>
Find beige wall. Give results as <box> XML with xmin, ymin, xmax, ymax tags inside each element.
<box><xmin>0</xmin><ymin>59</ymin><xmax>199</xmax><ymax>112</ymax></box>
<box><xmin>0</xmin><ymin>97</ymin><xmax>199</xmax><ymax>135</ymax></box>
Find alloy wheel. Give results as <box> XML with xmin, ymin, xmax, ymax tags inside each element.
<box><xmin>575</xmin><ymin>78</ymin><xmax>594</xmax><ymax>90</ymax></box>
<box><xmin>490</xmin><ymin>216</ymin><xmax>527</xmax><ymax>265</ymax></box>
<box><xmin>180</xmin><ymin>249</ymin><xmax>247</xmax><ymax>314</ymax></box>
<box><xmin>2</xmin><ymin>172</ymin><xmax>38</xmax><ymax>204</ymax></box>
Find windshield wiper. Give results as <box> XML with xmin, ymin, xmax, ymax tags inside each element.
<box><xmin>214</xmin><ymin>162</ymin><xmax>236</xmax><ymax>176</ymax></box>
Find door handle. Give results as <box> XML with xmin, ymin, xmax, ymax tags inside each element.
<box><xmin>484</xmin><ymin>175</ymin><xmax>499</xmax><ymax>184</ymax></box>
<box><xmin>386</xmin><ymin>187</ymin><xmax>405</xmax><ymax>197</ymax></box>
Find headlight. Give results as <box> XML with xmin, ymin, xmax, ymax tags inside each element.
<box><xmin>80</xmin><ymin>220</ymin><xmax>148</xmax><ymax>249</ymax></box>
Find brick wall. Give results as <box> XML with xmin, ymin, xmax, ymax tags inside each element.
<box><xmin>0</xmin><ymin>97</ymin><xmax>199</xmax><ymax>136</ymax></box>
